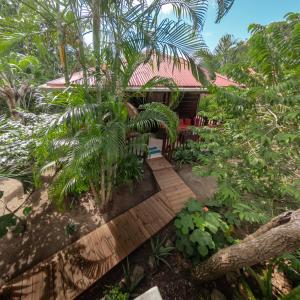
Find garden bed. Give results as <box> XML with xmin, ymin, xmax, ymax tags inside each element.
<box><xmin>0</xmin><ymin>163</ymin><xmax>158</xmax><ymax>285</ymax></box>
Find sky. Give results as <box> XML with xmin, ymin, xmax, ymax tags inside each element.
<box><xmin>202</xmin><ymin>0</ymin><xmax>300</xmax><ymax>50</ymax></box>
<box><xmin>85</xmin><ymin>1</ymin><xmax>300</xmax><ymax>51</ymax></box>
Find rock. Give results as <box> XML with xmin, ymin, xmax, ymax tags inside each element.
<box><xmin>130</xmin><ymin>265</ymin><xmax>144</xmax><ymax>285</ymax></box>
<box><xmin>211</xmin><ymin>289</ymin><xmax>227</xmax><ymax>300</ymax></box>
<box><xmin>134</xmin><ymin>286</ymin><xmax>163</xmax><ymax>300</ymax></box>
<box><xmin>0</xmin><ymin>178</ymin><xmax>24</xmax><ymax>216</ymax></box>
<box><xmin>165</xmin><ymin>239</ymin><xmax>173</xmax><ymax>247</ymax></box>
<box><xmin>148</xmin><ymin>255</ymin><xmax>156</xmax><ymax>270</ymax></box>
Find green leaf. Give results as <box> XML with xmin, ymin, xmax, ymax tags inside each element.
<box><xmin>174</xmin><ymin>213</ymin><xmax>194</xmax><ymax>235</ymax></box>
<box><xmin>186</xmin><ymin>199</ymin><xmax>203</xmax><ymax>212</ymax></box>
<box><xmin>0</xmin><ymin>213</ymin><xmax>16</xmax><ymax>238</ymax></box>
<box><xmin>190</xmin><ymin>229</ymin><xmax>215</xmax><ymax>250</ymax></box>
<box><xmin>23</xmin><ymin>206</ymin><xmax>32</xmax><ymax>217</ymax></box>
<box><xmin>197</xmin><ymin>244</ymin><xmax>209</xmax><ymax>257</ymax></box>
<box><xmin>175</xmin><ymin>234</ymin><xmax>194</xmax><ymax>256</ymax></box>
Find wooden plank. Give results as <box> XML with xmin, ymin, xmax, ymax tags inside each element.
<box><xmin>51</xmin><ymin>254</ymin><xmax>69</xmax><ymax>300</ymax></box>
<box><xmin>129</xmin><ymin>194</ymin><xmax>174</xmax><ymax>238</ymax></box>
<box><xmin>147</xmin><ymin>157</ymin><xmax>173</xmax><ymax>171</ymax></box>
<box><xmin>154</xmin><ymin>192</ymin><xmax>176</xmax><ymax>217</ymax></box>
<box><xmin>20</xmin><ymin>269</ymin><xmax>33</xmax><ymax>300</ymax></box>
<box><xmin>29</xmin><ymin>265</ymin><xmax>47</xmax><ymax>300</ymax></box>
<box><xmin>108</xmin><ymin>211</ymin><xmax>148</xmax><ymax>259</ymax></box>
<box><xmin>2</xmin><ymin>275</ymin><xmax>23</xmax><ymax>300</ymax></box>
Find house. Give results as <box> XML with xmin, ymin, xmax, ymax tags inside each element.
<box><xmin>41</xmin><ymin>59</ymin><xmax>239</xmax><ymax>122</ymax></box>
<box><xmin>41</xmin><ymin>59</ymin><xmax>239</xmax><ymax>158</ymax></box>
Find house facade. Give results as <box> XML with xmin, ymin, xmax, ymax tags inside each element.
<box><xmin>41</xmin><ymin>59</ymin><xmax>239</xmax><ymax>123</ymax></box>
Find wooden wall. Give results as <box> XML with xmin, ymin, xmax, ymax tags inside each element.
<box><xmin>129</xmin><ymin>91</ymin><xmax>208</xmax><ymax>120</ymax></box>
<box><xmin>175</xmin><ymin>92</ymin><xmax>206</xmax><ymax>119</ymax></box>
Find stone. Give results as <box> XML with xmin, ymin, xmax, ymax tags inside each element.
<box><xmin>134</xmin><ymin>286</ymin><xmax>163</xmax><ymax>300</ymax></box>
<box><xmin>211</xmin><ymin>289</ymin><xmax>227</xmax><ymax>300</ymax></box>
<box><xmin>131</xmin><ymin>265</ymin><xmax>144</xmax><ymax>285</ymax></box>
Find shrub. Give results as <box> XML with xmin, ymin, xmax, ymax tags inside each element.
<box><xmin>150</xmin><ymin>235</ymin><xmax>174</xmax><ymax>269</ymax></box>
<box><xmin>172</xmin><ymin>140</ymin><xmax>212</xmax><ymax>168</ymax></box>
<box><xmin>116</xmin><ymin>154</ymin><xmax>144</xmax><ymax>186</ymax></box>
<box><xmin>174</xmin><ymin>199</ymin><xmax>233</xmax><ymax>262</ymax></box>
<box><xmin>104</xmin><ymin>286</ymin><xmax>129</xmax><ymax>300</ymax></box>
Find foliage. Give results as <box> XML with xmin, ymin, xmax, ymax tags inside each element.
<box><xmin>276</xmin><ymin>249</ymin><xmax>300</xmax><ymax>285</ymax></box>
<box><xmin>116</xmin><ymin>154</ymin><xmax>144</xmax><ymax>186</ymax></box>
<box><xmin>64</xmin><ymin>220</ymin><xmax>78</xmax><ymax>237</ymax></box>
<box><xmin>172</xmin><ymin>140</ymin><xmax>212</xmax><ymax>168</ymax></box>
<box><xmin>280</xmin><ymin>285</ymin><xmax>300</xmax><ymax>300</ymax></box>
<box><xmin>0</xmin><ymin>113</ymin><xmax>54</xmax><ymax>187</ymax></box>
<box><xmin>0</xmin><ymin>213</ymin><xmax>16</xmax><ymax>238</ymax></box>
<box><xmin>104</xmin><ymin>286</ymin><xmax>129</xmax><ymax>300</ymax></box>
<box><xmin>35</xmin><ymin>89</ymin><xmax>178</xmax><ymax>210</ymax></box>
<box><xmin>174</xmin><ymin>199</ymin><xmax>232</xmax><ymax>262</ymax></box>
<box><xmin>192</xmin><ymin>13</ymin><xmax>300</xmax><ymax>226</ymax></box>
<box><xmin>246</xmin><ymin>265</ymin><xmax>273</xmax><ymax>300</ymax></box>
<box><xmin>122</xmin><ymin>258</ymin><xmax>144</xmax><ymax>295</ymax></box>
<box><xmin>150</xmin><ymin>235</ymin><xmax>174</xmax><ymax>269</ymax></box>
<box><xmin>195</xmin><ymin>34</ymin><xmax>248</xmax><ymax>76</ymax></box>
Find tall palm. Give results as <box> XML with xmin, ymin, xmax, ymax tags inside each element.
<box><xmin>39</xmin><ymin>89</ymin><xmax>178</xmax><ymax>210</ymax></box>
<box><xmin>19</xmin><ymin>0</ymin><xmax>236</xmax><ymax>209</ymax></box>
<box><xmin>195</xmin><ymin>33</ymin><xmax>238</xmax><ymax>77</ymax></box>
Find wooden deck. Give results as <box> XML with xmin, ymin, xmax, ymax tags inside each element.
<box><xmin>1</xmin><ymin>157</ymin><xmax>196</xmax><ymax>300</ymax></box>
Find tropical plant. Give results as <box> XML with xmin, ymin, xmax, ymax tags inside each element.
<box><xmin>192</xmin><ymin>13</ymin><xmax>300</xmax><ymax>226</ymax></box>
<box><xmin>280</xmin><ymin>286</ymin><xmax>300</xmax><ymax>300</ymax></box>
<box><xmin>195</xmin><ymin>34</ymin><xmax>247</xmax><ymax>76</ymax></box>
<box><xmin>172</xmin><ymin>140</ymin><xmax>212</xmax><ymax>168</ymax></box>
<box><xmin>0</xmin><ymin>53</ymin><xmax>41</xmax><ymax>117</ymax></box>
<box><xmin>174</xmin><ymin>199</ymin><xmax>232</xmax><ymax>262</ymax></box>
<box><xmin>150</xmin><ymin>235</ymin><xmax>174</xmax><ymax>269</ymax></box>
<box><xmin>276</xmin><ymin>249</ymin><xmax>300</xmax><ymax>285</ymax></box>
<box><xmin>122</xmin><ymin>258</ymin><xmax>144</xmax><ymax>295</ymax></box>
<box><xmin>104</xmin><ymin>286</ymin><xmax>129</xmax><ymax>300</ymax></box>
<box><xmin>22</xmin><ymin>0</ymin><xmax>236</xmax><ymax>211</ymax></box>
<box><xmin>35</xmin><ymin>88</ymin><xmax>178</xmax><ymax>210</ymax></box>
<box><xmin>64</xmin><ymin>219</ymin><xmax>78</xmax><ymax>237</ymax></box>
<box><xmin>116</xmin><ymin>154</ymin><xmax>144</xmax><ymax>187</ymax></box>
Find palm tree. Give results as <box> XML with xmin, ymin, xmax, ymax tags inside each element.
<box><xmin>7</xmin><ymin>0</ymin><xmax>236</xmax><ymax>210</ymax></box>
<box><xmin>38</xmin><ymin>90</ymin><xmax>179</xmax><ymax>210</ymax></box>
<box><xmin>195</xmin><ymin>34</ymin><xmax>239</xmax><ymax>77</ymax></box>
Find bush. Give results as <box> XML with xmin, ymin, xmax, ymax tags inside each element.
<box><xmin>116</xmin><ymin>154</ymin><xmax>144</xmax><ymax>186</ymax></box>
<box><xmin>104</xmin><ymin>286</ymin><xmax>129</xmax><ymax>300</ymax></box>
<box><xmin>174</xmin><ymin>199</ymin><xmax>233</xmax><ymax>262</ymax></box>
<box><xmin>172</xmin><ymin>140</ymin><xmax>212</xmax><ymax>168</ymax></box>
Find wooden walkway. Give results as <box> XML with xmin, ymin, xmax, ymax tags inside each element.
<box><xmin>1</xmin><ymin>157</ymin><xmax>195</xmax><ymax>300</ymax></box>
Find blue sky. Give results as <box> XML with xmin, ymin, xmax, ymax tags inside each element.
<box><xmin>202</xmin><ymin>0</ymin><xmax>300</xmax><ymax>50</ymax></box>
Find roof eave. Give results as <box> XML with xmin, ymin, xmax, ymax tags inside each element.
<box><xmin>39</xmin><ymin>84</ymin><xmax>208</xmax><ymax>92</ymax></box>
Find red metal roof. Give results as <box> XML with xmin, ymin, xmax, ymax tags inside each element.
<box><xmin>44</xmin><ymin>59</ymin><xmax>239</xmax><ymax>89</ymax></box>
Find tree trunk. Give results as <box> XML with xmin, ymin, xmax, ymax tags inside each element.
<box><xmin>92</xmin><ymin>0</ymin><xmax>101</xmax><ymax>101</ymax></box>
<box><xmin>192</xmin><ymin>209</ymin><xmax>300</xmax><ymax>282</ymax></box>
<box><xmin>2</xmin><ymin>86</ymin><xmax>19</xmax><ymax>119</ymax></box>
<box><xmin>56</xmin><ymin>1</ymin><xmax>69</xmax><ymax>86</ymax></box>
<box><xmin>70</xmin><ymin>0</ymin><xmax>88</xmax><ymax>89</ymax></box>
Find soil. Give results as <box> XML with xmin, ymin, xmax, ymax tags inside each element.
<box><xmin>0</xmin><ymin>163</ymin><xmax>158</xmax><ymax>285</ymax></box>
<box><xmin>175</xmin><ymin>165</ymin><xmax>217</xmax><ymax>201</ymax></box>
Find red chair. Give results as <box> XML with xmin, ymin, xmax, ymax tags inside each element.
<box><xmin>184</xmin><ymin>118</ymin><xmax>192</xmax><ymax>126</ymax></box>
